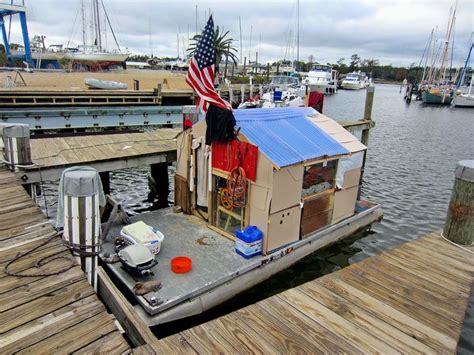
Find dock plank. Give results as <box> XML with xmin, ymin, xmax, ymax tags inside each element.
<box><xmin>0</xmin><ymin>167</ymin><xmax>130</xmax><ymax>353</ymax></box>
<box><xmin>136</xmin><ymin>232</ymin><xmax>473</xmax><ymax>354</ymax></box>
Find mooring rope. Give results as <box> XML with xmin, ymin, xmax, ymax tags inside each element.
<box><xmin>4</xmin><ymin>232</ymin><xmax>76</xmax><ymax>278</ymax></box>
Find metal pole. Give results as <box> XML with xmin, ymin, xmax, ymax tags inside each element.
<box><xmin>19</xmin><ymin>11</ymin><xmax>32</xmax><ymax>65</ymax></box>
<box><xmin>0</xmin><ymin>16</ymin><xmax>12</xmax><ymax>65</ymax></box>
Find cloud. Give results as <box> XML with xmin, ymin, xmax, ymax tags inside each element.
<box><xmin>4</xmin><ymin>0</ymin><xmax>472</xmax><ymax>66</ymax></box>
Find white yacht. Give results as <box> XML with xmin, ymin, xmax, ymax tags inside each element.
<box><xmin>305</xmin><ymin>64</ymin><xmax>338</xmax><ymax>94</ymax></box>
<box><xmin>341</xmin><ymin>71</ymin><xmax>369</xmax><ymax>90</ymax></box>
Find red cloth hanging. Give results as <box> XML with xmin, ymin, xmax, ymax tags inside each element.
<box><xmin>308</xmin><ymin>91</ymin><xmax>324</xmax><ymax>113</ymax></box>
<box><xmin>212</xmin><ymin>140</ymin><xmax>258</xmax><ymax>182</ymax></box>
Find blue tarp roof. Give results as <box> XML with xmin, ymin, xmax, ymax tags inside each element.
<box><xmin>233</xmin><ymin>107</ymin><xmax>349</xmax><ymax>168</ymax></box>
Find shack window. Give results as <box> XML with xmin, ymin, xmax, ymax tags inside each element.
<box><xmin>302</xmin><ymin>160</ymin><xmax>337</xmax><ymax>198</ymax></box>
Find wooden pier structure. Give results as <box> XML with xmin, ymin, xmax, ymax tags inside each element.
<box><xmin>16</xmin><ymin>128</ymin><xmax>180</xmax><ymax>184</ymax></box>
<box><xmin>136</xmin><ymin>232</ymin><xmax>473</xmax><ymax>354</ymax></box>
<box><xmin>0</xmin><ymin>167</ymin><xmax>130</xmax><ymax>353</ymax></box>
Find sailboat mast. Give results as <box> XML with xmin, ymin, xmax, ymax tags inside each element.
<box><xmin>239</xmin><ymin>16</ymin><xmax>243</xmax><ymax>63</ymax></box>
<box><xmin>421</xmin><ymin>29</ymin><xmax>434</xmax><ymax>82</ymax></box>
<box><xmin>95</xmin><ymin>0</ymin><xmax>102</xmax><ymax>50</ymax></box>
<box><xmin>81</xmin><ymin>0</ymin><xmax>86</xmax><ymax>47</ymax></box>
<box><xmin>296</xmin><ymin>0</ymin><xmax>299</xmax><ymax>67</ymax></box>
<box><xmin>195</xmin><ymin>4</ymin><xmax>198</xmax><ymax>35</ymax></box>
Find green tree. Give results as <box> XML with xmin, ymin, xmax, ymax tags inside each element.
<box><xmin>349</xmin><ymin>54</ymin><xmax>360</xmax><ymax>71</ymax></box>
<box><xmin>188</xmin><ymin>26</ymin><xmax>238</xmax><ymax>76</ymax></box>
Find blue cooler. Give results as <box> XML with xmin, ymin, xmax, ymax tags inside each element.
<box><xmin>235</xmin><ymin>226</ymin><xmax>263</xmax><ymax>259</ymax></box>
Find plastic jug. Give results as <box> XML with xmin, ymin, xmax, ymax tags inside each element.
<box><xmin>235</xmin><ymin>226</ymin><xmax>263</xmax><ymax>259</ymax></box>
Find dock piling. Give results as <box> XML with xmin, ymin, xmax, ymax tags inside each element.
<box><xmin>443</xmin><ymin>160</ymin><xmax>474</xmax><ymax>245</ymax></box>
<box><xmin>1</xmin><ymin>123</ymin><xmax>32</xmax><ymax>172</ymax></box>
<box><xmin>149</xmin><ymin>162</ymin><xmax>170</xmax><ymax>208</ymax></box>
<box><xmin>60</xmin><ymin>168</ymin><xmax>102</xmax><ymax>290</ymax></box>
<box><xmin>99</xmin><ymin>171</ymin><xmax>111</xmax><ymax>195</ymax></box>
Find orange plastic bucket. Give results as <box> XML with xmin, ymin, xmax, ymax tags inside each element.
<box><xmin>171</xmin><ymin>256</ymin><xmax>192</xmax><ymax>273</ymax></box>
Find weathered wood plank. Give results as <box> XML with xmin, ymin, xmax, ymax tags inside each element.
<box><xmin>278</xmin><ymin>288</ymin><xmax>398</xmax><ymax>353</ymax></box>
<box><xmin>317</xmin><ymin>277</ymin><xmax>456</xmax><ymax>352</ymax></box>
<box><xmin>350</xmin><ymin>263</ymin><xmax>467</xmax><ymax>321</ymax></box>
<box><xmin>0</xmin><ymin>280</ymin><xmax>94</xmax><ymax>333</ymax></box>
<box><xmin>0</xmin><ymin>266</ymin><xmax>84</xmax><ymax>312</ymax></box>
<box><xmin>298</xmin><ymin>282</ymin><xmax>435</xmax><ymax>353</ymax></box>
<box><xmin>133</xmin><ymin>336</ymin><xmax>197</xmax><ymax>355</ymax></box>
<box><xmin>339</xmin><ymin>268</ymin><xmax>463</xmax><ymax>338</ymax></box>
<box><xmin>0</xmin><ymin>296</ymin><xmax>103</xmax><ymax>353</ymax></box>
<box><xmin>73</xmin><ymin>332</ymin><xmax>131</xmax><ymax>355</ymax></box>
<box><xmin>97</xmin><ymin>267</ymin><xmax>157</xmax><ymax>347</ymax></box>
<box><xmin>16</xmin><ymin>312</ymin><xmax>118</xmax><ymax>354</ymax></box>
<box><xmin>254</xmin><ymin>298</ymin><xmax>363</xmax><ymax>353</ymax></box>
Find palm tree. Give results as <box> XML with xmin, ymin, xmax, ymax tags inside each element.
<box><xmin>188</xmin><ymin>26</ymin><xmax>239</xmax><ymax>77</ymax></box>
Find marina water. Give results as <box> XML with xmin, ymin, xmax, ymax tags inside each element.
<box><xmin>38</xmin><ymin>84</ymin><xmax>473</xmax><ymax>348</ymax></box>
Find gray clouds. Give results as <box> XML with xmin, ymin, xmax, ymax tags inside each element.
<box><xmin>6</xmin><ymin>0</ymin><xmax>473</xmax><ymax>66</ymax></box>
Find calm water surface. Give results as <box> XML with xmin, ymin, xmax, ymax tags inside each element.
<box><xmin>38</xmin><ymin>84</ymin><xmax>474</xmax><ymax>348</ymax></box>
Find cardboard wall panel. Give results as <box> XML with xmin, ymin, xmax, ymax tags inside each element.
<box><xmin>270</xmin><ymin>165</ymin><xmax>304</xmax><ymax>214</ymax></box>
<box><xmin>332</xmin><ymin>186</ymin><xmax>359</xmax><ymax>223</ymax></box>
<box><xmin>266</xmin><ymin>205</ymin><xmax>301</xmax><ymax>253</ymax></box>
<box><xmin>343</xmin><ymin>168</ymin><xmax>362</xmax><ymax>189</ymax></box>
<box><xmin>249</xmin><ymin>184</ymin><xmax>270</xmax><ymax>212</ymax></box>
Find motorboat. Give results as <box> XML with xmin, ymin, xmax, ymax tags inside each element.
<box><xmin>266</xmin><ymin>75</ymin><xmax>306</xmax><ymax>98</ymax></box>
<box><xmin>305</xmin><ymin>64</ymin><xmax>337</xmax><ymax>94</ymax></box>
<box><xmin>341</xmin><ymin>72</ymin><xmax>369</xmax><ymax>90</ymax></box>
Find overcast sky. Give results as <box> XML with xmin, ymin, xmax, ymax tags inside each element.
<box><xmin>6</xmin><ymin>0</ymin><xmax>474</xmax><ymax>66</ymax></box>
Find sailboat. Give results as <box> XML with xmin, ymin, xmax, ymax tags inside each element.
<box><xmin>64</xmin><ymin>0</ymin><xmax>129</xmax><ymax>70</ymax></box>
<box><xmin>453</xmin><ymin>43</ymin><xmax>474</xmax><ymax>107</ymax></box>
<box><xmin>421</xmin><ymin>3</ymin><xmax>457</xmax><ymax>105</ymax></box>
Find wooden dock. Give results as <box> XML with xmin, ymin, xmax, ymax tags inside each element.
<box><xmin>17</xmin><ymin>128</ymin><xmax>180</xmax><ymax>184</ymax></box>
<box><xmin>0</xmin><ymin>166</ymin><xmax>130</xmax><ymax>353</ymax></box>
<box><xmin>136</xmin><ymin>232</ymin><xmax>473</xmax><ymax>354</ymax></box>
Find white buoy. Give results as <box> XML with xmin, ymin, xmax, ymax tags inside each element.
<box><xmin>58</xmin><ymin>167</ymin><xmax>105</xmax><ymax>290</ymax></box>
<box><xmin>1</xmin><ymin>124</ymin><xmax>32</xmax><ymax>171</ymax></box>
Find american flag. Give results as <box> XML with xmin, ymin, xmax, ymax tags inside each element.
<box><xmin>186</xmin><ymin>16</ymin><xmax>231</xmax><ymax>112</ymax></box>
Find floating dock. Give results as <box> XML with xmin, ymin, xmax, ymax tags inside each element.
<box><xmin>136</xmin><ymin>232</ymin><xmax>473</xmax><ymax>353</ymax></box>
<box><xmin>0</xmin><ymin>167</ymin><xmax>130</xmax><ymax>353</ymax></box>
